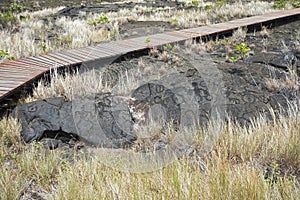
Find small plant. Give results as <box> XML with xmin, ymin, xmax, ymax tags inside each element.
<box><xmin>273</xmin><ymin>0</ymin><xmax>287</xmax><ymax>9</ymax></box>
<box><xmin>19</xmin><ymin>14</ymin><xmax>30</xmax><ymax>21</ymax></box>
<box><xmin>188</xmin><ymin>0</ymin><xmax>200</xmax><ymax>7</ymax></box>
<box><xmin>216</xmin><ymin>0</ymin><xmax>227</xmax><ymax>7</ymax></box>
<box><xmin>235</xmin><ymin>42</ymin><xmax>251</xmax><ymax>58</ymax></box>
<box><xmin>60</xmin><ymin>36</ymin><xmax>72</xmax><ymax>46</ymax></box>
<box><xmin>0</xmin><ymin>2</ymin><xmax>24</xmax><ymax>28</ymax></box>
<box><xmin>88</xmin><ymin>15</ymin><xmax>110</xmax><ymax>26</ymax></box>
<box><xmin>145</xmin><ymin>37</ymin><xmax>151</xmax><ymax>44</ymax></box>
<box><xmin>0</xmin><ymin>50</ymin><xmax>15</xmax><ymax>62</ymax></box>
<box><xmin>171</xmin><ymin>18</ymin><xmax>178</xmax><ymax>25</ymax></box>
<box><xmin>163</xmin><ymin>43</ymin><xmax>173</xmax><ymax>51</ymax></box>
<box><xmin>227</xmin><ymin>55</ymin><xmax>237</xmax><ymax>62</ymax></box>
<box><xmin>265</xmin><ymin>161</ymin><xmax>281</xmax><ymax>185</ymax></box>
<box><xmin>291</xmin><ymin>0</ymin><xmax>300</xmax><ymax>8</ymax></box>
<box><xmin>98</xmin><ymin>15</ymin><xmax>109</xmax><ymax>23</ymax></box>
<box><xmin>0</xmin><ymin>50</ymin><xmax>9</xmax><ymax>58</ymax></box>
<box><xmin>204</xmin><ymin>4</ymin><xmax>214</xmax><ymax>10</ymax></box>
<box><xmin>225</xmin><ymin>42</ymin><xmax>251</xmax><ymax>62</ymax></box>
<box><xmin>41</xmin><ymin>43</ymin><xmax>47</xmax><ymax>53</ymax></box>
<box><xmin>9</xmin><ymin>2</ymin><xmax>24</xmax><ymax>13</ymax></box>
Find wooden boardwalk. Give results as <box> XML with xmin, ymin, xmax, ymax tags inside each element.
<box><xmin>0</xmin><ymin>8</ymin><xmax>300</xmax><ymax>103</ymax></box>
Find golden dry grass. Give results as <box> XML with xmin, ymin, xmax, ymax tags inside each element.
<box><xmin>0</xmin><ymin>108</ymin><xmax>299</xmax><ymax>199</ymax></box>
<box><xmin>0</xmin><ymin>0</ymin><xmax>288</xmax><ymax>62</ymax></box>
<box><xmin>1</xmin><ymin>1</ymin><xmax>299</xmax><ymax>199</ymax></box>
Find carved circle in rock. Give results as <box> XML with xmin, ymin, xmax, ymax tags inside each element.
<box><xmin>72</xmin><ymin>48</ymin><xmax>227</xmax><ymax>173</ymax></box>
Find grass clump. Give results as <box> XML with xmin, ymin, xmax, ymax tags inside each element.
<box><xmin>273</xmin><ymin>0</ymin><xmax>288</xmax><ymax>9</ymax></box>
<box><xmin>0</xmin><ymin>110</ymin><xmax>299</xmax><ymax>199</ymax></box>
<box><xmin>0</xmin><ymin>1</ymin><xmax>281</xmax><ymax>61</ymax></box>
<box><xmin>291</xmin><ymin>0</ymin><xmax>300</xmax><ymax>8</ymax></box>
<box><xmin>204</xmin><ymin>4</ymin><xmax>214</xmax><ymax>10</ymax></box>
<box><xmin>88</xmin><ymin>15</ymin><xmax>110</xmax><ymax>26</ymax></box>
<box><xmin>0</xmin><ymin>2</ymin><xmax>24</xmax><ymax>28</ymax></box>
<box><xmin>0</xmin><ymin>50</ymin><xmax>15</xmax><ymax>62</ymax></box>
<box><xmin>0</xmin><ymin>117</ymin><xmax>23</xmax><ymax>161</ymax></box>
<box><xmin>216</xmin><ymin>0</ymin><xmax>227</xmax><ymax>7</ymax></box>
<box><xmin>273</xmin><ymin>0</ymin><xmax>300</xmax><ymax>8</ymax></box>
<box><xmin>2</xmin><ymin>62</ymin><xmax>300</xmax><ymax>198</ymax></box>
<box><xmin>188</xmin><ymin>0</ymin><xmax>200</xmax><ymax>7</ymax></box>
<box><xmin>231</xmin><ymin>42</ymin><xmax>251</xmax><ymax>60</ymax></box>
<box><xmin>4</xmin><ymin>53</ymin><xmax>299</xmax><ymax>198</ymax></box>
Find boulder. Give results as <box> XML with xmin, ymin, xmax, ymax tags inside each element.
<box><xmin>13</xmin><ymin>53</ymin><xmax>299</xmax><ymax>149</ymax></box>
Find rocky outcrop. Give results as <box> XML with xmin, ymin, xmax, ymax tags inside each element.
<box><xmin>13</xmin><ymin>97</ymin><xmax>137</xmax><ymax>148</ymax></box>
<box><xmin>13</xmin><ymin>52</ymin><xmax>299</xmax><ymax>149</ymax></box>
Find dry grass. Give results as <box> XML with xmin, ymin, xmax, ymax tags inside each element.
<box><xmin>265</xmin><ymin>69</ymin><xmax>299</xmax><ymax>93</ymax></box>
<box><xmin>0</xmin><ymin>108</ymin><xmax>299</xmax><ymax>199</ymax></box>
<box><xmin>4</xmin><ymin>39</ymin><xmax>298</xmax><ymax>198</ymax></box>
<box><xmin>1</xmin><ymin>1</ymin><xmax>299</xmax><ymax>199</ymax></box>
<box><xmin>0</xmin><ymin>0</ymin><xmax>285</xmax><ymax>62</ymax></box>
<box><xmin>31</xmin><ymin>69</ymin><xmax>111</xmax><ymax>101</ymax></box>
<box><xmin>137</xmin><ymin>1</ymin><xmax>277</xmax><ymax>26</ymax></box>
<box><xmin>0</xmin><ymin>10</ymin><xmax>115</xmax><ymax>61</ymax></box>
<box><xmin>30</xmin><ymin>54</ymin><xmax>174</xmax><ymax>101</ymax></box>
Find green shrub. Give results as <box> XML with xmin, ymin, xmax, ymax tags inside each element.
<box><xmin>9</xmin><ymin>2</ymin><xmax>23</xmax><ymax>13</ymax></box>
<box><xmin>216</xmin><ymin>0</ymin><xmax>227</xmax><ymax>7</ymax></box>
<box><xmin>145</xmin><ymin>37</ymin><xmax>151</xmax><ymax>44</ymax></box>
<box><xmin>0</xmin><ymin>50</ymin><xmax>15</xmax><ymax>62</ymax></box>
<box><xmin>88</xmin><ymin>15</ymin><xmax>110</xmax><ymax>26</ymax></box>
<box><xmin>0</xmin><ymin>2</ymin><xmax>24</xmax><ymax>28</ymax></box>
<box><xmin>204</xmin><ymin>5</ymin><xmax>214</xmax><ymax>10</ymax></box>
<box><xmin>172</xmin><ymin>18</ymin><xmax>178</xmax><ymax>25</ymax></box>
<box><xmin>273</xmin><ymin>0</ymin><xmax>287</xmax><ymax>9</ymax></box>
<box><xmin>235</xmin><ymin>42</ymin><xmax>251</xmax><ymax>57</ymax></box>
<box><xmin>188</xmin><ymin>0</ymin><xmax>200</xmax><ymax>7</ymax></box>
<box><xmin>291</xmin><ymin>0</ymin><xmax>300</xmax><ymax>8</ymax></box>
<box><xmin>0</xmin><ymin>12</ymin><xmax>17</xmax><ymax>28</ymax></box>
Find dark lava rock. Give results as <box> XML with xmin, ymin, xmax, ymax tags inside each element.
<box><xmin>12</xmin><ymin>47</ymin><xmax>300</xmax><ymax>149</ymax></box>
<box><xmin>246</xmin><ymin>51</ymin><xmax>299</xmax><ymax>71</ymax></box>
<box><xmin>13</xmin><ymin>96</ymin><xmax>137</xmax><ymax>148</ymax></box>
<box><xmin>13</xmin><ymin>57</ymin><xmax>299</xmax><ymax>148</ymax></box>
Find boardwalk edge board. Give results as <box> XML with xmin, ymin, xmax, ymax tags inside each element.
<box><xmin>0</xmin><ymin>8</ymin><xmax>299</xmax><ymax>104</ymax></box>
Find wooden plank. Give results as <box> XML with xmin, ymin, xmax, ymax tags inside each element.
<box><xmin>0</xmin><ymin>60</ymin><xmax>45</xmax><ymax>70</ymax></box>
<box><xmin>0</xmin><ymin>65</ymin><xmax>45</xmax><ymax>73</ymax></box>
<box><xmin>52</xmin><ymin>51</ymin><xmax>83</xmax><ymax>64</ymax></box>
<box><xmin>0</xmin><ymin>67</ymin><xmax>44</xmax><ymax>74</ymax></box>
<box><xmin>0</xmin><ymin>90</ymin><xmax>8</xmax><ymax>95</ymax></box>
<box><xmin>60</xmin><ymin>50</ymin><xmax>89</xmax><ymax>62</ymax></box>
<box><xmin>0</xmin><ymin>76</ymin><xmax>31</xmax><ymax>81</ymax></box>
<box><xmin>41</xmin><ymin>54</ymin><xmax>72</xmax><ymax>66</ymax></box>
<box><xmin>0</xmin><ymin>86</ymin><xmax>18</xmax><ymax>90</ymax></box>
<box><xmin>30</xmin><ymin>56</ymin><xmax>63</xmax><ymax>67</ymax></box>
<box><xmin>0</xmin><ymin>8</ymin><xmax>299</xmax><ymax>102</ymax></box>
<box><xmin>0</xmin><ymin>71</ymin><xmax>42</xmax><ymax>78</ymax></box>
<box><xmin>97</xmin><ymin>42</ymin><xmax>128</xmax><ymax>54</ymax></box>
<box><xmin>15</xmin><ymin>58</ymin><xmax>51</xmax><ymax>69</ymax></box>
<box><xmin>85</xmin><ymin>46</ymin><xmax>118</xmax><ymax>57</ymax></box>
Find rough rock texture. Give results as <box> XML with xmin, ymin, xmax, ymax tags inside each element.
<box><xmin>12</xmin><ymin>19</ymin><xmax>300</xmax><ymax>148</ymax></box>
<box><xmin>13</xmin><ymin>97</ymin><xmax>137</xmax><ymax>148</ymax></box>
<box><xmin>246</xmin><ymin>51</ymin><xmax>299</xmax><ymax>71</ymax></box>
<box><xmin>13</xmin><ymin>51</ymin><xmax>299</xmax><ymax>148</ymax></box>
